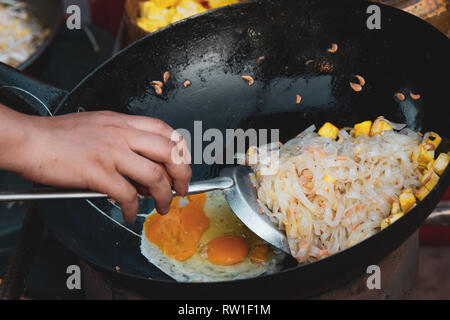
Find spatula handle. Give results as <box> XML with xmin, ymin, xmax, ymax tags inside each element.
<box><xmin>0</xmin><ymin>177</ymin><xmax>234</xmax><ymax>202</ymax></box>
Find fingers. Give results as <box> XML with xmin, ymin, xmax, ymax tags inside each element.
<box><xmin>122</xmin><ymin>115</ymin><xmax>192</xmax><ymax>165</ymax></box>
<box><xmin>123</xmin><ymin>116</ymin><xmax>176</xmax><ymax>140</ymax></box>
<box><xmin>115</xmin><ymin>151</ymin><xmax>173</xmax><ymax>215</ymax></box>
<box><xmin>130</xmin><ymin>181</ymin><xmax>151</xmax><ymax>197</ymax></box>
<box><xmin>97</xmin><ymin>172</ymin><xmax>139</xmax><ymax>223</ymax></box>
<box><xmin>125</xmin><ymin>130</ymin><xmax>192</xmax><ymax>196</ymax></box>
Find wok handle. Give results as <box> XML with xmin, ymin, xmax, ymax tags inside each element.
<box><xmin>0</xmin><ymin>177</ymin><xmax>235</xmax><ymax>202</ymax></box>
<box><xmin>0</xmin><ymin>62</ymin><xmax>67</xmax><ymax>116</ymax></box>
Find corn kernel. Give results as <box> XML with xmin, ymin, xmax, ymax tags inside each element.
<box><xmin>427</xmin><ymin>159</ymin><xmax>435</xmax><ymax>171</ymax></box>
<box><xmin>423</xmin><ymin>132</ymin><xmax>442</xmax><ymax>150</ymax></box>
<box><xmin>137</xmin><ymin>0</ymin><xmax>209</xmax><ymax>33</ymax></box>
<box><xmin>399</xmin><ymin>191</ymin><xmax>416</xmax><ymax>212</ymax></box>
<box><xmin>415</xmin><ymin>186</ymin><xmax>430</xmax><ymax>201</ymax></box>
<box><xmin>353</xmin><ymin>121</ymin><xmax>372</xmax><ymax>137</ymax></box>
<box><xmin>390</xmin><ymin>213</ymin><xmax>404</xmax><ymax>224</ymax></box>
<box><xmin>417</xmin><ymin>144</ymin><xmax>435</xmax><ymax>169</ymax></box>
<box><xmin>370</xmin><ymin>118</ymin><xmax>392</xmax><ymax>137</ymax></box>
<box><xmin>421</xmin><ymin>170</ymin><xmax>439</xmax><ymax>191</ymax></box>
<box><xmin>323</xmin><ymin>176</ymin><xmax>336</xmax><ymax>184</ymax></box>
<box><xmin>138</xmin><ymin>2</ymin><xmax>159</xmax><ymax>18</ymax></box>
<box><xmin>318</xmin><ymin>122</ymin><xmax>339</xmax><ymax>140</ymax></box>
<box><xmin>380</xmin><ymin>213</ymin><xmax>404</xmax><ymax>230</ymax></box>
<box><xmin>152</xmin><ymin>0</ymin><xmax>179</xmax><ymax>7</ymax></box>
<box><xmin>380</xmin><ymin>218</ymin><xmax>389</xmax><ymax>230</ymax></box>
<box><xmin>401</xmin><ymin>188</ymin><xmax>413</xmax><ymax>195</ymax></box>
<box><xmin>433</xmin><ymin>153</ymin><xmax>450</xmax><ymax>176</ymax></box>
<box><xmin>209</xmin><ymin>0</ymin><xmax>241</xmax><ymax>8</ymax></box>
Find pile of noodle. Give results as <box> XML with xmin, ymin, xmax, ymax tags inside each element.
<box><xmin>247</xmin><ymin>124</ymin><xmax>422</xmax><ymax>263</ymax></box>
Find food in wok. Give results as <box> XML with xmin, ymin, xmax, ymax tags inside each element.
<box><xmin>140</xmin><ymin>190</ymin><xmax>286</xmax><ymax>282</ymax></box>
<box><xmin>246</xmin><ymin>117</ymin><xmax>448</xmax><ymax>263</ymax></box>
<box><xmin>0</xmin><ymin>0</ymin><xmax>49</xmax><ymax>68</ymax></box>
<box><xmin>140</xmin><ymin>115</ymin><xmax>448</xmax><ymax>281</ymax></box>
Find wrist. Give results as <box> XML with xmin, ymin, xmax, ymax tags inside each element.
<box><xmin>0</xmin><ymin>104</ymin><xmax>43</xmax><ymax>174</ymax></box>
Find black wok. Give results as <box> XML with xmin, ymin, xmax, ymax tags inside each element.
<box><xmin>0</xmin><ymin>0</ymin><xmax>449</xmax><ymax>299</ymax></box>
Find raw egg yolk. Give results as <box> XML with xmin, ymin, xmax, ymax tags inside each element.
<box><xmin>144</xmin><ymin>193</ymin><xmax>209</xmax><ymax>261</ymax></box>
<box><xmin>249</xmin><ymin>244</ymin><xmax>270</xmax><ymax>264</ymax></box>
<box><xmin>205</xmin><ymin>235</ymin><xmax>249</xmax><ymax>266</ymax></box>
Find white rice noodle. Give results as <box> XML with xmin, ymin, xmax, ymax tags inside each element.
<box><xmin>247</xmin><ymin>123</ymin><xmax>421</xmax><ymax>263</ymax></box>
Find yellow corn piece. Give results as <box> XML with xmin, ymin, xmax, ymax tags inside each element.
<box><xmin>138</xmin><ymin>1</ymin><xmax>176</xmax><ymax>31</ymax></box>
<box><xmin>152</xmin><ymin>0</ymin><xmax>180</xmax><ymax>7</ymax></box>
<box><xmin>427</xmin><ymin>159</ymin><xmax>435</xmax><ymax>172</ymax></box>
<box><xmin>416</xmin><ymin>144</ymin><xmax>435</xmax><ymax>170</ymax></box>
<box><xmin>369</xmin><ymin>117</ymin><xmax>392</xmax><ymax>137</ymax></box>
<box><xmin>421</xmin><ymin>170</ymin><xmax>439</xmax><ymax>191</ymax></box>
<box><xmin>415</xmin><ymin>186</ymin><xmax>430</xmax><ymax>201</ymax></box>
<box><xmin>401</xmin><ymin>188</ymin><xmax>413</xmax><ymax>195</ymax></box>
<box><xmin>380</xmin><ymin>218</ymin><xmax>389</xmax><ymax>230</ymax></box>
<box><xmin>138</xmin><ymin>0</ymin><xmax>207</xmax><ymax>32</ymax></box>
<box><xmin>208</xmin><ymin>0</ymin><xmax>241</xmax><ymax>8</ymax></box>
<box><xmin>423</xmin><ymin>132</ymin><xmax>442</xmax><ymax>150</ymax></box>
<box><xmin>390</xmin><ymin>213</ymin><xmax>404</xmax><ymax>224</ymax></box>
<box><xmin>399</xmin><ymin>190</ymin><xmax>416</xmax><ymax>213</ymax></box>
<box><xmin>433</xmin><ymin>153</ymin><xmax>450</xmax><ymax>176</ymax></box>
<box><xmin>391</xmin><ymin>201</ymin><xmax>401</xmax><ymax>215</ymax></box>
<box><xmin>178</xmin><ymin>0</ymin><xmax>206</xmax><ymax>14</ymax></box>
<box><xmin>318</xmin><ymin>122</ymin><xmax>339</xmax><ymax>140</ymax></box>
<box><xmin>139</xmin><ymin>1</ymin><xmax>168</xmax><ymax>18</ymax></box>
<box><xmin>171</xmin><ymin>5</ymin><xmax>206</xmax><ymax>22</ymax></box>
<box><xmin>323</xmin><ymin>176</ymin><xmax>336</xmax><ymax>184</ymax></box>
<box><xmin>380</xmin><ymin>213</ymin><xmax>404</xmax><ymax>230</ymax></box>
<box><xmin>353</xmin><ymin>120</ymin><xmax>372</xmax><ymax>137</ymax></box>
<box><xmin>137</xmin><ymin>17</ymin><xmax>167</xmax><ymax>33</ymax></box>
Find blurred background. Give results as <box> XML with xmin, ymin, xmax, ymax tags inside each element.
<box><xmin>0</xmin><ymin>0</ymin><xmax>448</xmax><ymax>299</ymax></box>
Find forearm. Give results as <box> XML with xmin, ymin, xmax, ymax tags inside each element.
<box><xmin>0</xmin><ymin>104</ymin><xmax>36</xmax><ymax>174</ymax></box>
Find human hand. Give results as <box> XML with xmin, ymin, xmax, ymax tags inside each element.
<box><xmin>1</xmin><ymin>107</ymin><xmax>191</xmax><ymax>222</ymax></box>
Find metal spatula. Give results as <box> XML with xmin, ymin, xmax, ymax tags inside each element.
<box><xmin>0</xmin><ymin>166</ymin><xmax>290</xmax><ymax>253</ymax></box>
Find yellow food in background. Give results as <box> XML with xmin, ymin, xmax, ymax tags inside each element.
<box><xmin>0</xmin><ymin>2</ymin><xmax>49</xmax><ymax>67</ymax></box>
<box><xmin>137</xmin><ymin>0</ymin><xmax>243</xmax><ymax>33</ymax></box>
<box><xmin>208</xmin><ymin>0</ymin><xmax>241</xmax><ymax>7</ymax></box>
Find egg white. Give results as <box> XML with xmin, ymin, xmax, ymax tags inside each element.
<box><xmin>140</xmin><ymin>190</ymin><xmax>286</xmax><ymax>282</ymax></box>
